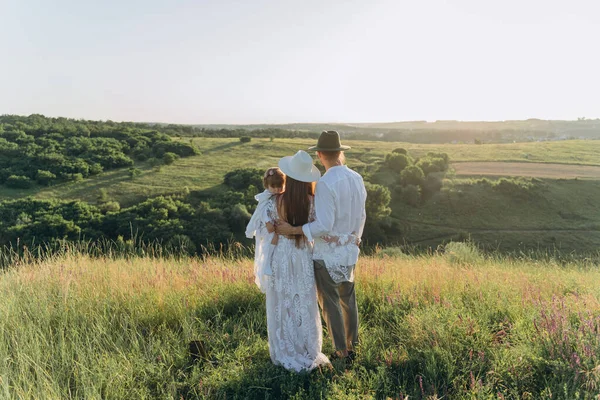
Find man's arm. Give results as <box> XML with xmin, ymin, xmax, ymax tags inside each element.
<box><xmin>357</xmin><ymin>179</ymin><xmax>367</xmax><ymax>238</ymax></box>
<box><xmin>303</xmin><ymin>181</ymin><xmax>335</xmax><ymax>241</ymax></box>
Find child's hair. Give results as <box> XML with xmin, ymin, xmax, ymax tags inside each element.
<box><xmin>263</xmin><ymin>167</ymin><xmax>285</xmax><ymax>189</ymax></box>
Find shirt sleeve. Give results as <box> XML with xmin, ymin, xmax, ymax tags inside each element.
<box><xmin>357</xmin><ymin>178</ymin><xmax>367</xmax><ymax>238</ymax></box>
<box><xmin>302</xmin><ymin>180</ymin><xmax>335</xmax><ymax>241</ymax></box>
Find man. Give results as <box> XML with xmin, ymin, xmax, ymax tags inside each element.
<box><xmin>276</xmin><ymin>130</ymin><xmax>367</xmax><ymax>362</ymax></box>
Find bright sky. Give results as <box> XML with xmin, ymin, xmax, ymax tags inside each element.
<box><xmin>1</xmin><ymin>0</ymin><xmax>599</xmax><ymax>124</ymax></box>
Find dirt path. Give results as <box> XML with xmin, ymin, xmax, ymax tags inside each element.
<box><xmin>453</xmin><ymin>162</ymin><xmax>600</xmax><ymax>179</ymax></box>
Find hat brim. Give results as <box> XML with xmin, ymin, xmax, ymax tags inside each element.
<box><xmin>308</xmin><ymin>145</ymin><xmax>351</xmax><ymax>151</ymax></box>
<box><xmin>278</xmin><ymin>156</ymin><xmax>321</xmax><ymax>183</ymax></box>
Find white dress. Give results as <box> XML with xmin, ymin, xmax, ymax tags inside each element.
<box><xmin>264</xmin><ymin>197</ymin><xmax>330</xmax><ymax>372</ymax></box>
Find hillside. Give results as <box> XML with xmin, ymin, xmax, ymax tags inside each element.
<box><xmin>190</xmin><ymin>119</ymin><xmax>600</xmax><ymax>142</ymax></box>
<box><xmin>4</xmin><ymin>137</ymin><xmax>600</xmax><ymax>206</ymax></box>
<box><xmin>0</xmin><ymin>135</ymin><xmax>599</xmax><ymax>253</ymax></box>
<box><xmin>1</xmin><ymin>250</ymin><xmax>598</xmax><ymax>399</ymax></box>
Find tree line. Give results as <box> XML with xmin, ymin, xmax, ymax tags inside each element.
<box><xmin>0</xmin><ymin>114</ymin><xmax>198</xmax><ymax>188</ymax></box>
<box><xmin>0</xmin><ymin>114</ymin><xmax>453</xmax><ymax>254</ymax></box>
<box><xmin>0</xmin><ymin>173</ymin><xmax>392</xmax><ymax>254</ymax></box>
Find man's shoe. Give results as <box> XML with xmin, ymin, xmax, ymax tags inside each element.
<box><xmin>345</xmin><ymin>350</ymin><xmax>356</xmax><ymax>366</ymax></box>
<box><xmin>347</xmin><ymin>350</ymin><xmax>356</xmax><ymax>361</ymax></box>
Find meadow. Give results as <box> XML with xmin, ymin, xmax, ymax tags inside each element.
<box><xmin>1</xmin><ymin>245</ymin><xmax>599</xmax><ymax>399</ymax></box>
<box><xmin>3</xmin><ymin>138</ymin><xmax>600</xmax><ymax>207</ymax></box>
<box><xmin>1</xmin><ymin>136</ymin><xmax>598</xmax><ymax>254</ymax></box>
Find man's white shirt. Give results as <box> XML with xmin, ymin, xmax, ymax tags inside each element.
<box><xmin>302</xmin><ymin>165</ymin><xmax>367</xmax><ymax>283</ymax></box>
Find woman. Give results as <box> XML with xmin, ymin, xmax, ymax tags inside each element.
<box><xmin>264</xmin><ymin>150</ymin><xmax>329</xmax><ymax>371</ymax></box>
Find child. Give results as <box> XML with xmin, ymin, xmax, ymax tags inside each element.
<box><xmin>245</xmin><ymin>167</ymin><xmax>285</xmax><ymax>292</ymax></box>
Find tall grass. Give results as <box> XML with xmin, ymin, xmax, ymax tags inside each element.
<box><xmin>0</xmin><ymin>237</ymin><xmax>252</xmax><ymax>271</ymax></box>
<box><xmin>1</xmin><ymin>245</ymin><xmax>599</xmax><ymax>399</ymax></box>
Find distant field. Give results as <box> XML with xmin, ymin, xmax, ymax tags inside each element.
<box><xmin>454</xmin><ymin>161</ymin><xmax>600</xmax><ymax>179</ymax></box>
<box><xmin>2</xmin><ymin>138</ymin><xmax>599</xmax><ymax>206</ymax></box>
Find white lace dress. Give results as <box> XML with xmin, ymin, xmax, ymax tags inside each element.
<box><xmin>264</xmin><ymin>197</ymin><xmax>330</xmax><ymax>372</ymax></box>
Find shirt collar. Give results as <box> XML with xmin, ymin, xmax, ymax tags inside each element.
<box><xmin>324</xmin><ymin>165</ymin><xmax>347</xmax><ymax>175</ymax></box>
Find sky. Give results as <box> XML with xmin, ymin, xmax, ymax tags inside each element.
<box><xmin>1</xmin><ymin>0</ymin><xmax>599</xmax><ymax>124</ymax></box>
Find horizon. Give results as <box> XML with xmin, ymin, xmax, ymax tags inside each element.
<box><xmin>4</xmin><ymin>113</ymin><xmax>600</xmax><ymax>127</ymax></box>
<box><xmin>2</xmin><ymin>0</ymin><xmax>599</xmax><ymax>124</ymax></box>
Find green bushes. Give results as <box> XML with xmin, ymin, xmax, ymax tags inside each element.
<box><xmin>492</xmin><ymin>177</ymin><xmax>539</xmax><ymax>197</ymax></box>
<box><xmin>99</xmin><ymin>201</ymin><xmax>120</xmax><ymax>213</ymax></box>
<box><xmin>36</xmin><ymin>170</ymin><xmax>57</xmax><ymax>185</ymax></box>
<box><xmin>5</xmin><ymin>175</ymin><xmax>32</xmax><ymax>189</ymax></box>
<box><xmin>0</xmin><ymin>194</ymin><xmax>236</xmax><ymax>251</ymax></box>
<box><xmin>425</xmin><ymin>151</ymin><xmax>450</xmax><ymax>164</ymax></box>
<box><xmin>365</xmin><ymin>183</ymin><xmax>391</xmax><ymax>220</ymax></box>
<box><xmin>128</xmin><ymin>168</ymin><xmax>142</xmax><ymax>178</ymax></box>
<box><xmin>152</xmin><ymin>140</ymin><xmax>199</xmax><ymax>157</ymax></box>
<box><xmin>239</xmin><ymin>136</ymin><xmax>252</xmax><ymax>143</ymax></box>
<box><xmin>443</xmin><ymin>241</ymin><xmax>484</xmax><ymax>264</ymax></box>
<box><xmin>229</xmin><ymin>203</ymin><xmax>252</xmax><ymax>231</ymax></box>
<box><xmin>473</xmin><ymin>177</ymin><xmax>543</xmax><ymax>199</ymax></box>
<box><xmin>384</xmin><ymin>153</ymin><xmax>411</xmax><ymax>172</ymax></box>
<box><xmin>162</xmin><ymin>152</ymin><xmax>178</xmax><ymax>165</ymax></box>
<box><xmin>399</xmin><ymin>184</ymin><xmax>421</xmax><ymax>206</ymax></box>
<box><xmin>416</xmin><ymin>156</ymin><xmax>448</xmax><ymax>175</ymax></box>
<box><xmin>223</xmin><ymin>168</ymin><xmax>263</xmax><ymax>191</ymax></box>
<box><xmin>400</xmin><ymin>165</ymin><xmax>425</xmax><ymax>186</ymax></box>
<box><xmin>363</xmin><ymin>183</ymin><xmax>392</xmax><ymax>243</ymax></box>
<box><xmin>0</xmin><ymin>115</ymin><xmax>199</xmax><ymax>188</ymax></box>
<box><xmin>164</xmin><ymin>234</ymin><xmax>196</xmax><ymax>255</ymax></box>
<box><xmin>379</xmin><ymin>149</ymin><xmax>450</xmax><ymax>207</ymax></box>
<box><xmin>421</xmin><ymin>175</ymin><xmax>443</xmax><ymax>200</ymax></box>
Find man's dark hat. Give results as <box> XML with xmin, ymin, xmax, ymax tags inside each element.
<box><xmin>308</xmin><ymin>130</ymin><xmax>351</xmax><ymax>151</ymax></box>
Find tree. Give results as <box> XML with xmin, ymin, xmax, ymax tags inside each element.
<box><xmin>223</xmin><ymin>168</ymin><xmax>263</xmax><ymax>191</ymax></box>
<box><xmin>89</xmin><ymin>163</ymin><xmax>103</xmax><ymax>175</ymax></box>
<box><xmin>36</xmin><ymin>170</ymin><xmax>56</xmax><ymax>186</ymax></box>
<box><xmin>400</xmin><ymin>166</ymin><xmax>425</xmax><ymax>186</ymax></box>
<box><xmin>426</xmin><ymin>152</ymin><xmax>449</xmax><ymax>164</ymax></box>
<box><xmin>384</xmin><ymin>153</ymin><xmax>411</xmax><ymax>173</ymax></box>
<box><xmin>416</xmin><ymin>157</ymin><xmax>448</xmax><ymax>175</ymax></box>
<box><xmin>400</xmin><ymin>184</ymin><xmax>421</xmax><ymax>206</ymax></box>
<box><xmin>420</xmin><ymin>175</ymin><xmax>443</xmax><ymax>200</ymax></box>
<box><xmin>163</xmin><ymin>152</ymin><xmax>178</xmax><ymax>165</ymax></box>
<box><xmin>0</xmin><ymin>114</ymin><xmax>200</xmax><ymax>188</ymax></box>
<box><xmin>6</xmin><ymin>175</ymin><xmax>32</xmax><ymax>189</ymax></box>
<box><xmin>128</xmin><ymin>168</ymin><xmax>142</xmax><ymax>178</ymax></box>
<box><xmin>228</xmin><ymin>203</ymin><xmax>252</xmax><ymax>231</ymax></box>
<box><xmin>99</xmin><ymin>201</ymin><xmax>120</xmax><ymax>213</ymax></box>
<box><xmin>363</xmin><ymin>183</ymin><xmax>392</xmax><ymax>244</ymax></box>
<box><xmin>364</xmin><ymin>183</ymin><xmax>391</xmax><ymax>221</ymax></box>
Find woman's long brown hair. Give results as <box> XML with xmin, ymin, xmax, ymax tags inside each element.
<box><xmin>277</xmin><ymin>176</ymin><xmax>315</xmax><ymax>248</ymax></box>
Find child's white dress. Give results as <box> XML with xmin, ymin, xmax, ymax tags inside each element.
<box><xmin>245</xmin><ymin>190</ymin><xmax>276</xmax><ymax>293</ymax></box>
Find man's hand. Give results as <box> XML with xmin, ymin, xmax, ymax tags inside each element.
<box><xmin>275</xmin><ymin>220</ymin><xmax>303</xmax><ymax>236</ymax></box>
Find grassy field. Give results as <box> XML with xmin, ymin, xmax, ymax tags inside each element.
<box><xmin>1</xmin><ymin>137</ymin><xmax>598</xmax><ymax>253</ymax></box>
<box><xmin>388</xmin><ymin>178</ymin><xmax>600</xmax><ymax>252</ymax></box>
<box><xmin>1</xmin><ymin>247</ymin><xmax>599</xmax><ymax>399</ymax></box>
<box><xmin>2</xmin><ymin>138</ymin><xmax>600</xmax><ymax>206</ymax></box>
<box><xmin>453</xmin><ymin>162</ymin><xmax>600</xmax><ymax>179</ymax></box>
